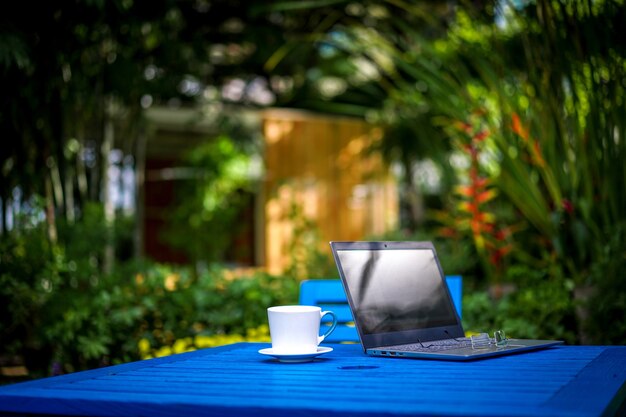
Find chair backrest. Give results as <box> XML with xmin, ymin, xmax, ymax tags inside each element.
<box><xmin>299</xmin><ymin>276</ymin><xmax>463</xmax><ymax>343</ymax></box>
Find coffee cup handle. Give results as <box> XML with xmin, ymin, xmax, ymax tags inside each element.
<box><xmin>318</xmin><ymin>310</ymin><xmax>338</xmax><ymax>344</ymax></box>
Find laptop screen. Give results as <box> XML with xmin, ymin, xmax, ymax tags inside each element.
<box><xmin>335</xmin><ymin>248</ymin><xmax>457</xmax><ymax>335</ymax></box>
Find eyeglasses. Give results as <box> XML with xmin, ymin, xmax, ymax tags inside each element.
<box><xmin>470</xmin><ymin>330</ymin><xmax>508</xmax><ymax>350</ymax></box>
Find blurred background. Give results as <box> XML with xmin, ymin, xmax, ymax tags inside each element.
<box><xmin>2</xmin><ymin>0</ymin><xmax>625</xmax><ymax>382</ymax></box>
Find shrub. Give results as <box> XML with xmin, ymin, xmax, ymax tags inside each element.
<box><xmin>462</xmin><ymin>265</ymin><xmax>577</xmax><ymax>344</ymax></box>
<box><xmin>1</xmin><ymin>219</ymin><xmax>299</xmax><ymax>377</ymax></box>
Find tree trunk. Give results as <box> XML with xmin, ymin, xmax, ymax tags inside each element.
<box><xmin>403</xmin><ymin>157</ymin><xmax>424</xmax><ymax>230</ymax></box>
<box><xmin>133</xmin><ymin>124</ymin><xmax>147</xmax><ymax>259</ymax></box>
<box><xmin>49</xmin><ymin>157</ymin><xmax>64</xmax><ymax>216</ymax></box>
<box><xmin>65</xmin><ymin>165</ymin><xmax>75</xmax><ymax>224</ymax></box>
<box><xmin>45</xmin><ymin>174</ymin><xmax>58</xmax><ymax>244</ymax></box>
<box><xmin>101</xmin><ymin>98</ymin><xmax>115</xmax><ymax>274</ymax></box>
<box><xmin>76</xmin><ymin>133</ymin><xmax>88</xmax><ymax>204</ymax></box>
<box><xmin>1</xmin><ymin>189</ymin><xmax>8</xmax><ymax>235</ymax></box>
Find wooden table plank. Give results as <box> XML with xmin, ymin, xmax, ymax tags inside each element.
<box><xmin>543</xmin><ymin>347</ymin><xmax>626</xmax><ymax>417</ymax></box>
<box><xmin>0</xmin><ymin>343</ymin><xmax>624</xmax><ymax>417</ymax></box>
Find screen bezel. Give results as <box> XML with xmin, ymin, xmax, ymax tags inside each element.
<box><xmin>330</xmin><ymin>241</ymin><xmax>465</xmax><ymax>350</ymax></box>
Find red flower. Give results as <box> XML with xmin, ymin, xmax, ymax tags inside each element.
<box><xmin>473</xmin><ymin>130</ymin><xmax>489</xmax><ymax>142</ymax></box>
<box><xmin>562</xmin><ymin>199</ymin><xmax>574</xmax><ymax>214</ymax></box>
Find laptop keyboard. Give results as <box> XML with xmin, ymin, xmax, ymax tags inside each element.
<box><xmin>382</xmin><ymin>338</ymin><xmax>474</xmax><ymax>353</ymax></box>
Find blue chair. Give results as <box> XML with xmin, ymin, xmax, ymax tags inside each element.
<box><xmin>299</xmin><ymin>276</ymin><xmax>462</xmax><ymax>343</ymax></box>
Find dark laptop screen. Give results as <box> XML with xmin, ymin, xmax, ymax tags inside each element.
<box><xmin>336</xmin><ymin>248</ymin><xmax>457</xmax><ymax>335</ymax></box>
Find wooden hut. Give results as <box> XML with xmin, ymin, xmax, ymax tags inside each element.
<box><xmin>140</xmin><ymin>107</ymin><xmax>398</xmax><ymax>272</ymax></box>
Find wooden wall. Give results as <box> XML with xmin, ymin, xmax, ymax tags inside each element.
<box><xmin>261</xmin><ymin>109</ymin><xmax>398</xmax><ymax>274</ymax></box>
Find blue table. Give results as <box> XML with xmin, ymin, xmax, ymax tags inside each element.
<box><xmin>0</xmin><ymin>343</ymin><xmax>625</xmax><ymax>417</ymax></box>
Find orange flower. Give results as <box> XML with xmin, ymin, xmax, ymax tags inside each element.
<box><xmin>459</xmin><ymin>201</ymin><xmax>478</xmax><ymax>214</ymax></box>
<box><xmin>475</xmin><ymin>189</ymin><xmax>496</xmax><ymax>204</ymax></box>
<box><xmin>455</xmin><ymin>121</ymin><xmax>473</xmax><ymax>133</ymax></box>
<box><xmin>511</xmin><ymin>113</ymin><xmax>529</xmax><ymax>142</ymax></box>
<box><xmin>470</xmin><ymin>219</ymin><xmax>483</xmax><ymax>235</ymax></box>
<box><xmin>531</xmin><ymin>141</ymin><xmax>546</xmax><ymax>167</ymax></box>
<box><xmin>455</xmin><ymin>184</ymin><xmax>473</xmax><ymax>197</ymax></box>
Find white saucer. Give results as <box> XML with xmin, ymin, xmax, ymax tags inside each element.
<box><xmin>258</xmin><ymin>346</ymin><xmax>333</xmax><ymax>363</ymax></box>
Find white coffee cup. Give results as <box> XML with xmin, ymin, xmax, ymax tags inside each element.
<box><xmin>267</xmin><ymin>305</ymin><xmax>337</xmax><ymax>354</ymax></box>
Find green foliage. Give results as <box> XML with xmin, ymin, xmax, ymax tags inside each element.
<box><xmin>164</xmin><ymin>136</ymin><xmax>256</xmax><ymax>265</ymax></box>
<box><xmin>0</xmin><ymin>219</ymin><xmax>57</xmax><ymax>363</ymax></box>
<box><xmin>441</xmin><ymin>2</ymin><xmax>626</xmax><ymax>344</ymax></box>
<box><xmin>0</xmin><ymin>204</ymin><xmax>298</xmax><ymax>378</ymax></box>
<box><xmin>462</xmin><ymin>265</ymin><xmax>578</xmax><ymax>344</ymax></box>
<box><xmin>321</xmin><ymin>0</ymin><xmax>626</xmax><ymax>344</ymax></box>
<box><xmin>3</xmin><ymin>3</ymin><xmax>625</xmax><ymax>383</ymax></box>
<box><xmin>283</xmin><ymin>201</ymin><xmax>337</xmax><ymax>280</ymax></box>
<box><xmin>585</xmin><ymin>223</ymin><xmax>626</xmax><ymax>345</ymax></box>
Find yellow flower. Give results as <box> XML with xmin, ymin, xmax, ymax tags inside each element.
<box><xmin>172</xmin><ymin>339</ymin><xmax>188</xmax><ymax>354</ymax></box>
<box><xmin>135</xmin><ymin>274</ymin><xmax>144</xmax><ymax>285</ymax></box>
<box><xmin>194</xmin><ymin>335</ymin><xmax>213</xmax><ymax>348</ymax></box>
<box><xmin>164</xmin><ymin>273</ymin><xmax>180</xmax><ymax>291</ymax></box>
<box><xmin>154</xmin><ymin>347</ymin><xmax>172</xmax><ymax>358</ymax></box>
<box><xmin>245</xmin><ymin>325</ymin><xmax>270</xmax><ymax>342</ymax></box>
<box><xmin>138</xmin><ymin>338</ymin><xmax>151</xmax><ymax>354</ymax></box>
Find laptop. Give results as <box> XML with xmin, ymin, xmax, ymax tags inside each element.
<box><xmin>330</xmin><ymin>241</ymin><xmax>563</xmax><ymax>360</ymax></box>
